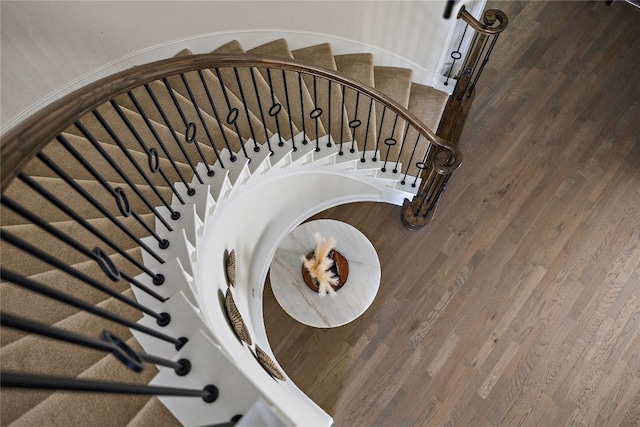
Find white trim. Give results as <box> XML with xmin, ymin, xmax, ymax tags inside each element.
<box><xmin>1</xmin><ymin>28</ymin><xmax>441</xmax><ymax>136</ymax></box>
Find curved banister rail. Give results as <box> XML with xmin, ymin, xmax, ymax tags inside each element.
<box><xmin>1</xmin><ymin>53</ymin><xmax>461</xmax><ymax>191</ymax></box>
<box><xmin>458</xmin><ymin>6</ymin><xmax>509</xmax><ymax>35</ymax></box>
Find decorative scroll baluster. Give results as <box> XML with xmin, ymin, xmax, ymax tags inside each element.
<box><xmin>281</xmin><ymin>70</ymin><xmax>297</xmax><ymax>151</ymax></box>
<box><xmin>265</xmin><ymin>69</ymin><xmax>284</xmax><ymax>148</ymax></box>
<box><xmin>56</xmin><ymin>134</ymin><xmax>174</xmax><ymax>238</ymax></box>
<box><xmin>0</xmin><ymin>268</ymin><xmax>185</xmax><ymax>346</ymax></box>
<box><xmin>2</xmin><ymin>196</ymin><xmax>167</xmax><ymax>303</ymax></box>
<box><xmin>197</xmin><ymin>70</ymin><xmax>249</xmax><ymax>161</ymax></box>
<box><xmin>0</xmin><ymin>231</ymin><xmax>167</xmax><ymax>318</ymax></box>
<box><xmin>170</xmin><ymin>74</ymin><xmax>218</xmax><ymax>171</ymax></box>
<box><xmin>359</xmin><ymin>98</ymin><xmax>374</xmax><ymax>162</ymax></box>
<box><xmin>1</xmin><ymin>373</ymin><xmax>218</xmax><ymax>402</ymax></box>
<box><xmin>311</xmin><ymin>76</ymin><xmax>321</xmax><ymax>152</ymax></box>
<box><xmin>444</xmin><ymin>24</ymin><xmax>469</xmax><ymax>87</ymax></box>
<box><xmin>250</xmin><ymin>68</ymin><xmax>272</xmax><ymax>153</ymax></box>
<box><xmin>400</xmin><ymin>134</ymin><xmax>427</xmax><ymax>186</ymax></box>
<box><xmin>373</xmin><ymin>106</ymin><xmax>387</xmax><ymax>161</ymax></box>
<box><xmin>91</xmin><ymin>109</ymin><xmax>180</xmax><ymax>215</ymax></box>
<box><xmin>298</xmin><ymin>73</ymin><xmax>308</xmax><ymax>145</ymax></box>
<box><xmin>349</xmin><ymin>90</ymin><xmax>361</xmax><ymax>154</ymax></box>
<box><xmin>108</xmin><ymin>100</ymin><xmax>187</xmax><ymax>202</ymax></box>
<box><xmin>126</xmin><ymin>91</ymin><xmax>198</xmax><ymax>193</ymax></box>
<box><xmin>228</xmin><ymin>67</ymin><xmax>257</xmax><ymax>156</ymax></box>
<box><xmin>144</xmin><ymin>82</ymin><xmax>203</xmax><ymax>184</ymax></box>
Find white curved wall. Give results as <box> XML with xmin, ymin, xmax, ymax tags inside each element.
<box><xmin>0</xmin><ymin>0</ymin><xmax>485</xmax><ymax>133</ymax></box>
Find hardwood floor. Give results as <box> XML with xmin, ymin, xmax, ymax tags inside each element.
<box><xmin>263</xmin><ymin>1</ymin><xmax>640</xmax><ymax>425</ymax></box>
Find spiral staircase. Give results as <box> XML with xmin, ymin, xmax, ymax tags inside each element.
<box><xmin>0</xmin><ymin>8</ymin><xmax>507</xmax><ymax>426</ymax></box>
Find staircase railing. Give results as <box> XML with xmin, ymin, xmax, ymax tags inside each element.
<box><xmin>0</xmin><ymin>54</ymin><xmax>461</xmax><ymax>425</ymax></box>
<box><xmin>401</xmin><ymin>5</ymin><xmax>508</xmax><ymax>229</ymax></box>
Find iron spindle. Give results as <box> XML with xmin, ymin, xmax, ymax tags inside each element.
<box><xmin>0</xmin><ymin>230</ymin><xmax>166</xmax><ymax>316</ymax></box>
<box><xmin>360</xmin><ymin>98</ymin><xmax>374</xmax><ymax>162</ymax></box>
<box><xmin>229</xmin><ymin>67</ymin><xmax>257</xmax><ymax>154</ymax></box>
<box><xmin>1</xmin><ymin>373</ymin><xmax>217</xmax><ymax>402</ymax></box>
<box><xmin>169</xmin><ymin>76</ymin><xmax>216</xmax><ymax>169</ymax></box>
<box><xmin>350</xmin><ymin>90</ymin><xmax>361</xmax><ymax>153</ymax></box>
<box><xmin>249</xmin><ymin>68</ymin><xmax>272</xmax><ymax>153</ymax></box>
<box><xmin>58</xmin><ymin>132</ymin><xmax>174</xmax><ymax>232</ymax></box>
<box><xmin>444</xmin><ymin>24</ymin><xmax>469</xmax><ymax>86</ymax></box>
<box><xmin>281</xmin><ymin>69</ymin><xmax>296</xmax><ymax>150</ymax></box>
<box><xmin>298</xmin><ymin>72</ymin><xmax>308</xmax><ymax>144</ymax></box>
<box><xmin>35</xmin><ymin>152</ymin><xmax>167</xmax><ymax>265</ymax></box>
<box><xmin>149</xmin><ymin>81</ymin><xmax>203</xmax><ymax>183</ymax></box>
<box><xmin>339</xmin><ymin>85</ymin><xmax>347</xmax><ymax>154</ymax></box>
<box><xmin>0</xmin><ymin>269</ymin><xmax>184</xmax><ymax>347</ymax></box>
<box><xmin>373</xmin><ymin>106</ymin><xmax>387</xmax><ymax>160</ymax></box>
<box><xmin>401</xmin><ymin>134</ymin><xmax>425</xmax><ymax>185</ymax></box>
<box><xmin>177</xmin><ymin>74</ymin><xmax>233</xmax><ymax>164</ymax></box>
<box><xmin>6</xmin><ymin>171</ymin><xmax>164</xmax><ymax>280</ymax></box>
<box><xmin>108</xmin><ymin>101</ymin><xmax>187</xmax><ymax>203</ymax></box>
<box><xmin>312</xmin><ymin>75</ymin><xmax>320</xmax><ymax>152</ymax></box>
<box><xmin>197</xmin><ymin>70</ymin><xmax>248</xmax><ymax>161</ymax></box>
<box><xmin>467</xmin><ymin>35</ymin><xmax>499</xmax><ymax>97</ymax></box>
<box><xmin>2</xmin><ymin>195</ymin><xmax>168</xmax><ymax>303</ymax></box>
<box><xmin>327</xmin><ymin>80</ymin><xmax>333</xmax><ymax>147</ymax></box>
<box><xmin>266</xmin><ymin>69</ymin><xmax>284</xmax><ymax>147</ymax></box>
<box><xmin>390</xmin><ymin>115</ymin><xmax>402</xmax><ymax>172</ymax></box>
<box><xmin>91</xmin><ymin>109</ymin><xmax>181</xmax><ymax>214</ymax></box>
<box><xmin>126</xmin><ymin>91</ymin><xmax>198</xmax><ymax>191</ymax></box>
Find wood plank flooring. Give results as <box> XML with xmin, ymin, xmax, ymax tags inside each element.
<box><xmin>263</xmin><ymin>1</ymin><xmax>640</xmax><ymax>425</ymax></box>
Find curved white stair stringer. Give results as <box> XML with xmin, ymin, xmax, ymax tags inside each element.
<box><xmin>196</xmin><ymin>169</ymin><xmax>400</xmax><ymax>426</ymax></box>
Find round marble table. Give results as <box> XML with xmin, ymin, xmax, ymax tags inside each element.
<box><xmin>270</xmin><ymin>219</ymin><xmax>380</xmax><ymax>328</ymax></box>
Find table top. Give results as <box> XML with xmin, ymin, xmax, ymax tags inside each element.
<box><xmin>270</xmin><ymin>219</ymin><xmax>380</xmax><ymax>328</ymax></box>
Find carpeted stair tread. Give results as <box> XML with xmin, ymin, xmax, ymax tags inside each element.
<box><xmin>334</xmin><ymin>53</ymin><xmax>378</xmax><ymax>150</ymax></box>
<box><xmin>65</xmin><ymin>103</ymin><xmax>217</xmax><ymax>171</ymax></box>
<box><xmin>10</xmin><ymin>337</ymin><xmax>157</xmax><ymax>427</ymax></box>
<box><xmin>248</xmin><ymin>39</ymin><xmax>324</xmax><ymax>139</ymax></box>
<box><xmin>0</xmin><ymin>247</ymin><xmax>143</xmax><ymax>347</ymax></box>
<box><xmin>291</xmin><ymin>43</ymin><xmax>352</xmax><ymax>143</ymax></box>
<box><xmin>22</xmin><ymin>133</ymin><xmax>194</xmax><ymax>186</ymax></box>
<box><xmin>113</xmin><ymin>80</ymin><xmax>240</xmax><ymax>155</ymax></box>
<box><xmin>173</xmin><ymin>49</ymin><xmax>286</xmax><ymax>141</ymax></box>
<box><xmin>1</xmin><ymin>176</ymin><xmax>174</xmax><ymax>226</ymax></box>
<box><xmin>372</xmin><ymin>66</ymin><xmax>414</xmax><ymax>163</ymax></box>
<box><xmin>1</xmin><ymin>289</ymin><xmax>141</xmax><ymax>424</ymax></box>
<box><xmin>212</xmin><ymin>40</ymin><xmax>301</xmax><ymax>142</ymax></box>
<box><xmin>127</xmin><ymin>396</ymin><xmax>182</xmax><ymax>427</ymax></box>
<box><xmin>0</xmin><ymin>213</ymin><xmax>155</xmax><ymax>278</ymax></box>
<box><xmin>407</xmin><ymin>82</ymin><xmax>449</xmax><ymax>132</ymax></box>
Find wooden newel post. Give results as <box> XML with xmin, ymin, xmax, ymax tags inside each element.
<box><xmin>401</xmin><ymin>150</ymin><xmax>453</xmax><ymax>231</ymax></box>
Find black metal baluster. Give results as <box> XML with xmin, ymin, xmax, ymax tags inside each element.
<box><xmin>126</xmin><ymin>91</ymin><xmax>197</xmax><ymax>192</ymax></box>
<box><xmin>389</xmin><ymin>115</ymin><xmax>401</xmax><ymax>172</ymax></box>
<box><xmin>401</xmin><ymin>133</ymin><xmax>427</xmax><ymax>186</ymax></box>
<box><xmin>56</xmin><ymin>134</ymin><xmax>174</xmax><ymax>242</ymax></box>
<box><xmin>148</xmin><ymin>81</ymin><xmax>203</xmax><ymax>184</ymax></box>
<box><xmin>197</xmin><ymin>70</ymin><xmax>247</xmax><ymax>161</ymax></box>
<box><xmin>35</xmin><ymin>152</ymin><xmax>167</xmax><ymax>264</ymax></box>
<box><xmin>2</xmin><ymin>373</ymin><xmax>218</xmax><ymax>402</ymax></box>
<box><xmin>467</xmin><ymin>35</ymin><xmax>499</xmax><ymax>97</ymax></box>
<box><xmin>0</xmin><ymin>231</ymin><xmax>167</xmax><ymax>319</ymax></box>
<box><xmin>339</xmin><ymin>85</ymin><xmax>346</xmax><ymax>155</ymax></box>
<box><xmin>349</xmin><ymin>90</ymin><xmax>361</xmax><ymax>153</ymax></box>
<box><xmin>298</xmin><ymin>72</ymin><xmax>308</xmax><ymax>145</ymax></box>
<box><xmin>108</xmin><ymin>100</ymin><xmax>188</xmax><ymax>202</ymax></box>
<box><xmin>424</xmin><ymin>174</ymin><xmax>451</xmax><ymax>218</ymax></box>
<box><xmin>359</xmin><ymin>98</ymin><xmax>374</xmax><ymax>162</ymax></box>
<box><xmin>74</xmin><ymin>122</ymin><xmax>178</xmax><ymax>224</ymax></box>
<box><xmin>373</xmin><ymin>106</ymin><xmax>387</xmax><ymax>161</ymax></box>
<box><xmin>311</xmin><ymin>76</ymin><xmax>321</xmax><ymax>152</ymax></box>
<box><xmin>228</xmin><ymin>68</ymin><xmax>257</xmax><ymax>156</ymax></box>
<box><xmin>281</xmin><ymin>69</ymin><xmax>296</xmax><ymax>151</ymax></box>
<box><xmin>0</xmin><ymin>269</ymin><xmax>183</xmax><ymax>346</ymax></box>
<box><xmin>5</xmin><ymin>172</ymin><xmax>164</xmax><ymax>283</ymax></box>
<box><xmin>249</xmin><ymin>68</ymin><xmax>272</xmax><ymax>153</ymax></box>
<box><xmin>1</xmin><ymin>314</ymin><xmax>191</xmax><ymax>375</ymax></box>
<box><xmin>386</xmin><ymin>120</ymin><xmax>409</xmax><ymax>173</ymax></box>
<box><xmin>457</xmin><ymin>32</ymin><xmax>480</xmax><ymax>101</ymax></box>
<box><xmin>444</xmin><ymin>24</ymin><xmax>469</xmax><ymax>87</ymax></box>
<box><xmin>266</xmin><ymin>69</ymin><xmax>284</xmax><ymax>147</ymax></box>
<box><xmin>2</xmin><ymin>196</ymin><xmax>167</xmax><ymax>303</ymax></box>
<box><xmin>90</xmin><ymin>110</ymin><xmax>181</xmax><ymax>216</ymax></box>
<box><xmin>327</xmin><ymin>80</ymin><xmax>333</xmax><ymax>147</ymax></box>
<box><xmin>176</xmin><ymin>75</ymin><xmax>232</xmax><ymax>165</ymax></box>
<box><xmin>169</xmin><ymin>73</ymin><xmax>213</xmax><ymax>176</ymax></box>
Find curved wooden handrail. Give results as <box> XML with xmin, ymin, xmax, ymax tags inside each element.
<box><xmin>458</xmin><ymin>5</ymin><xmax>508</xmax><ymax>35</ymax></box>
<box><xmin>0</xmin><ymin>53</ymin><xmax>462</xmax><ymax>192</ymax></box>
